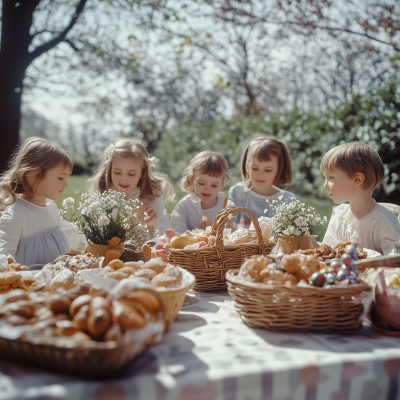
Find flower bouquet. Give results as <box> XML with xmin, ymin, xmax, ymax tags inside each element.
<box><xmin>60</xmin><ymin>190</ymin><xmax>147</xmax><ymax>256</ymax></box>
<box><xmin>265</xmin><ymin>196</ymin><xmax>327</xmax><ymax>253</ymax></box>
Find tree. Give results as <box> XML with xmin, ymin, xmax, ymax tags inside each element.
<box><xmin>0</xmin><ymin>0</ymin><xmax>87</xmax><ymax>172</ymax></box>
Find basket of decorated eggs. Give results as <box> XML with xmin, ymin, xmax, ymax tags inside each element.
<box><xmin>226</xmin><ymin>244</ymin><xmax>372</xmax><ymax>334</ymax></box>
<box><xmin>168</xmin><ymin>207</ymin><xmax>275</xmax><ymax>291</ymax></box>
<box><xmin>0</xmin><ymin>280</ymin><xmax>165</xmax><ymax>377</ymax></box>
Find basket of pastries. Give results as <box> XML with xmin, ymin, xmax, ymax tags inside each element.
<box><xmin>81</xmin><ymin>257</ymin><xmax>196</xmax><ymax>326</ymax></box>
<box><xmin>0</xmin><ymin>279</ymin><xmax>165</xmax><ymax>377</ymax></box>
<box><xmin>226</xmin><ymin>244</ymin><xmax>372</xmax><ymax>334</ymax></box>
<box><xmin>168</xmin><ymin>207</ymin><xmax>275</xmax><ymax>291</ymax></box>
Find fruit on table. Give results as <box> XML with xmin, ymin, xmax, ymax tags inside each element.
<box><xmin>170</xmin><ymin>234</ymin><xmax>190</xmax><ymax>249</ymax></box>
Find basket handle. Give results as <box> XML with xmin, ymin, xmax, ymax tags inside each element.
<box><xmin>210</xmin><ymin>206</ymin><xmax>264</xmax><ymax>247</ymax></box>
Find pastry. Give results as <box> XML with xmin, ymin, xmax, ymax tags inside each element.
<box><xmin>151</xmin><ymin>273</ymin><xmax>177</xmax><ymax>288</ymax></box>
<box><xmin>87</xmin><ymin>308</ymin><xmax>111</xmax><ymax>338</ymax></box>
<box><xmin>70</xmin><ymin>294</ymin><xmax>92</xmax><ymax>318</ymax></box>
<box><xmin>106</xmin><ymin>237</ymin><xmax>121</xmax><ymax>246</ymax></box>
<box><xmin>141</xmin><ymin>244</ymin><xmax>152</xmax><ymax>260</ymax></box>
<box><xmin>262</xmin><ymin>279</ymin><xmax>283</xmax><ymax>285</ymax></box>
<box><xmin>105</xmin><ymin>271</ymin><xmax>129</xmax><ymax>280</ymax></box>
<box><xmin>45</xmin><ymin>294</ymin><xmax>71</xmax><ymax>314</ymax></box>
<box><xmin>142</xmin><ymin>258</ymin><xmax>167</xmax><ymax>274</ymax></box>
<box><xmin>9</xmin><ymin>263</ymin><xmax>30</xmax><ymax>272</ymax></box>
<box><xmin>163</xmin><ymin>265</ymin><xmax>182</xmax><ymax>285</ymax></box>
<box><xmin>125</xmin><ymin>290</ymin><xmax>161</xmax><ymax>313</ymax></box>
<box><xmin>119</xmin><ymin>267</ymin><xmax>136</xmax><ymax>276</ymax></box>
<box><xmin>228</xmin><ymin>228</ymin><xmax>257</xmax><ymax>245</ymax></box>
<box><xmin>283</xmin><ymin>273</ymin><xmax>299</xmax><ymax>285</ymax></box>
<box><xmin>73</xmin><ymin>305</ymin><xmax>89</xmax><ymax>332</ymax></box>
<box><xmin>105</xmin><ymin>250</ymin><xmax>122</xmax><ymax>266</ymax></box>
<box><xmin>170</xmin><ymin>234</ymin><xmax>189</xmax><ymax>249</ymax></box>
<box><xmin>135</xmin><ymin>268</ymin><xmax>156</xmax><ymax>281</ymax></box>
<box><xmin>280</xmin><ymin>255</ymin><xmax>301</xmax><ymax>274</ymax></box>
<box><xmin>112</xmin><ymin>299</ymin><xmax>146</xmax><ymax>331</ymax></box>
<box><xmin>259</xmin><ymin>268</ymin><xmax>284</xmax><ymax>282</ymax></box>
<box><xmin>108</xmin><ymin>259</ymin><xmax>124</xmax><ymax>270</ymax></box>
<box><xmin>105</xmin><ymin>323</ymin><xmax>123</xmax><ymax>342</ymax></box>
<box><xmin>123</xmin><ymin>261</ymin><xmax>144</xmax><ymax>270</ymax></box>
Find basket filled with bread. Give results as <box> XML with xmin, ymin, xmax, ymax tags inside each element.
<box><xmin>0</xmin><ymin>280</ymin><xmax>165</xmax><ymax>377</ymax></box>
<box><xmin>168</xmin><ymin>207</ymin><xmax>275</xmax><ymax>291</ymax></box>
<box><xmin>81</xmin><ymin>257</ymin><xmax>196</xmax><ymax>325</ymax></box>
<box><xmin>226</xmin><ymin>244</ymin><xmax>372</xmax><ymax>334</ymax></box>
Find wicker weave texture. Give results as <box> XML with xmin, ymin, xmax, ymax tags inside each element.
<box><xmin>169</xmin><ymin>207</ymin><xmax>275</xmax><ymax>291</ymax></box>
<box><xmin>226</xmin><ymin>268</ymin><xmax>372</xmax><ymax>334</ymax></box>
<box><xmin>356</xmin><ymin>255</ymin><xmax>400</xmax><ymax>276</ymax></box>
<box><xmin>0</xmin><ymin>335</ymin><xmax>148</xmax><ymax>377</ymax></box>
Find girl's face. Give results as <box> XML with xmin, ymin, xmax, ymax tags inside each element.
<box><xmin>248</xmin><ymin>154</ymin><xmax>279</xmax><ymax>191</ymax></box>
<box><xmin>192</xmin><ymin>172</ymin><xmax>224</xmax><ymax>203</ymax></box>
<box><xmin>34</xmin><ymin>164</ymin><xmax>71</xmax><ymax>202</ymax></box>
<box><xmin>111</xmin><ymin>157</ymin><xmax>143</xmax><ymax>199</ymax></box>
<box><xmin>322</xmin><ymin>167</ymin><xmax>362</xmax><ymax>204</ymax></box>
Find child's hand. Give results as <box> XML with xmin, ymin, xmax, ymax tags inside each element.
<box><xmin>143</xmin><ymin>200</ymin><xmax>157</xmax><ymax>222</ymax></box>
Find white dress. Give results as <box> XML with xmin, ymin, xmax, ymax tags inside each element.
<box><xmin>171</xmin><ymin>193</ymin><xmax>227</xmax><ymax>234</ymax></box>
<box><xmin>0</xmin><ymin>198</ymin><xmax>85</xmax><ymax>266</ymax></box>
<box><xmin>323</xmin><ymin>204</ymin><xmax>400</xmax><ymax>255</ymax></box>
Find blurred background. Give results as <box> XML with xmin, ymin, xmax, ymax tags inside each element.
<box><xmin>1</xmin><ymin>0</ymin><xmax>399</xmax><ymax>238</ymax></box>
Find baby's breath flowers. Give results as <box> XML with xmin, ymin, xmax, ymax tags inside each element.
<box><xmin>265</xmin><ymin>196</ymin><xmax>327</xmax><ymax>237</ymax></box>
<box><xmin>60</xmin><ymin>190</ymin><xmax>147</xmax><ymax>246</ymax></box>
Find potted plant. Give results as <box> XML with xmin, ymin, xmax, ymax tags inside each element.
<box><xmin>265</xmin><ymin>196</ymin><xmax>327</xmax><ymax>254</ymax></box>
<box><xmin>60</xmin><ymin>190</ymin><xmax>147</xmax><ymax>257</ymax></box>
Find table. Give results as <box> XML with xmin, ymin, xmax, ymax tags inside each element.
<box><xmin>1</xmin><ymin>290</ymin><xmax>400</xmax><ymax>400</ymax></box>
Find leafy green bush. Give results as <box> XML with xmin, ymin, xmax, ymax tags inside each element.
<box><xmin>155</xmin><ymin>80</ymin><xmax>400</xmax><ymax>203</ymax></box>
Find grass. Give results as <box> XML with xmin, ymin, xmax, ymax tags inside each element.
<box><xmin>57</xmin><ymin>175</ymin><xmax>333</xmax><ymax>239</ymax></box>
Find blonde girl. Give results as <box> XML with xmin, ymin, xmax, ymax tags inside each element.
<box><xmin>228</xmin><ymin>135</ymin><xmax>295</xmax><ymax>229</ymax></box>
<box><xmin>89</xmin><ymin>139</ymin><xmax>175</xmax><ymax>237</ymax></box>
<box><xmin>0</xmin><ymin>138</ymin><xmax>84</xmax><ymax>266</ymax></box>
<box><xmin>171</xmin><ymin>151</ymin><xmax>228</xmax><ymax>234</ymax></box>
<box><xmin>321</xmin><ymin>142</ymin><xmax>400</xmax><ymax>255</ymax></box>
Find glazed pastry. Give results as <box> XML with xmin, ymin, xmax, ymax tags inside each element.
<box><xmin>280</xmin><ymin>255</ymin><xmax>301</xmax><ymax>274</ymax></box>
<box><xmin>108</xmin><ymin>259</ymin><xmax>124</xmax><ymax>271</ymax></box>
<box><xmin>283</xmin><ymin>273</ymin><xmax>299</xmax><ymax>285</ymax></box>
<box><xmin>228</xmin><ymin>228</ymin><xmax>257</xmax><ymax>245</ymax></box>
<box><xmin>112</xmin><ymin>299</ymin><xmax>146</xmax><ymax>331</ymax></box>
<box><xmin>69</xmin><ymin>294</ymin><xmax>92</xmax><ymax>318</ymax></box>
<box><xmin>119</xmin><ymin>267</ymin><xmax>136</xmax><ymax>276</ymax></box>
<box><xmin>126</xmin><ymin>290</ymin><xmax>161</xmax><ymax>313</ymax></box>
<box><xmin>141</xmin><ymin>244</ymin><xmax>152</xmax><ymax>260</ymax></box>
<box><xmin>163</xmin><ymin>265</ymin><xmax>182</xmax><ymax>285</ymax></box>
<box><xmin>123</xmin><ymin>261</ymin><xmax>144</xmax><ymax>271</ymax></box>
<box><xmin>259</xmin><ymin>268</ymin><xmax>284</xmax><ymax>282</ymax></box>
<box><xmin>105</xmin><ymin>250</ymin><xmax>122</xmax><ymax>266</ymax></box>
<box><xmin>105</xmin><ymin>271</ymin><xmax>129</xmax><ymax>280</ymax></box>
<box><xmin>151</xmin><ymin>273</ymin><xmax>177</xmax><ymax>288</ymax></box>
<box><xmin>143</xmin><ymin>258</ymin><xmax>167</xmax><ymax>274</ymax></box>
<box><xmin>135</xmin><ymin>268</ymin><xmax>156</xmax><ymax>281</ymax></box>
<box><xmin>262</xmin><ymin>279</ymin><xmax>283</xmax><ymax>285</ymax></box>
<box><xmin>45</xmin><ymin>294</ymin><xmax>71</xmax><ymax>314</ymax></box>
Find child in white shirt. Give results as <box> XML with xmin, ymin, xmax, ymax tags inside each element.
<box><xmin>171</xmin><ymin>151</ymin><xmax>228</xmax><ymax>234</ymax></box>
<box><xmin>89</xmin><ymin>139</ymin><xmax>175</xmax><ymax>238</ymax></box>
<box><xmin>0</xmin><ymin>138</ymin><xmax>84</xmax><ymax>266</ymax></box>
<box><xmin>228</xmin><ymin>135</ymin><xmax>295</xmax><ymax>229</ymax></box>
<box><xmin>321</xmin><ymin>141</ymin><xmax>400</xmax><ymax>255</ymax></box>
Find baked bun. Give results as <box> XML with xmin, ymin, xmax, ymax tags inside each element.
<box><xmin>163</xmin><ymin>265</ymin><xmax>182</xmax><ymax>285</ymax></box>
<box><xmin>151</xmin><ymin>273</ymin><xmax>177</xmax><ymax>288</ymax></box>
<box><xmin>135</xmin><ymin>269</ymin><xmax>156</xmax><ymax>281</ymax></box>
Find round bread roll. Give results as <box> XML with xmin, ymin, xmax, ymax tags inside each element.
<box><xmin>35</xmin><ymin>306</ymin><xmax>55</xmax><ymax>321</ymax></box>
<box><xmin>89</xmin><ymin>296</ymin><xmax>111</xmax><ymax>313</ymax></box>
<box><xmin>135</xmin><ymin>268</ymin><xmax>156</xmax><ymax>281</ymax></box>
<box><xmin>112</xmin><ymin>300</ymin><xmax>145</xmax><ymax>331</ymax></box>
<box><xmin>108</xmin><ymin>259</ymin><xmax>124</xmax><ymax>270</ymax></box>
<box><xmin>69</xmin><ymin>332</ymin><xmax>91</xmax><ymax>342</ymax></box>
<box><xmin>123</xmin><ymin>261</ymin><xmax>144</xmax><ymax>271</ymax></box>
<box><xmin>87</xmin><ymin>308</ymin><xmax>111</xmax><ymax>338</ymax></box>
<box><xmin>142</xmin><ymin>259</ymin><xmax>167</xmax><ymax>274</ymax></box>
<box><xmin>151</xmin><ymin>273</ymin><xmax>177</xmax><ymax>288</ymax></box>
<box><xmin>126</xmin><ymin>290</ymin><xmax>161</xmax><ymax>313</ymax></box>
<box><xmin>7</xmin><ymin>301</ymin><xmax>35</xmax><ymax>319</ymax></box>
<box><xmin>119</xmin><ymin>267</ymin><xmax>136</xmax><ymax>276</ymax></box>
<box><xmin>128</xmin><ymin>276</ymin><xmax>150</xmax><ymax>283</ymax></box>
<box><xmin>45</xmin><ymin>294</ymin><xmax>71</xmax><ymax>314</ymax></box>
<box><xmin>118</xmin><ymin>298</ymin><xmax>148</xmax><ymax>318</ymax></box>
<box><xmin>55</xmin><ymin>320</ymin><xmax>80</xmax><ymax>337</ymax></box>
<box><xmin>73</xmin><ymin>304</ymin><xmax>89</xmax><ymax>332</ymax></box>
<box><xmin>105</xmin><ymin>271</ymin><xmax>129</xmax><ymax>281</ymax></box>
<box><xmin>69</xmin><ymin>294</ymin><xmax>92</xmax><ymax>318</ymax></box>
<box><xmin>163</xmin><ymin>265</ymin><xmax>182</xmax><ymax>285</ymax></box>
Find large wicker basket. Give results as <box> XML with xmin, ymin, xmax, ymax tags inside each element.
<box><xmin>226</xmin><ymin>268</ymin><xmax>372</xmax><ymax>334</ymax></box>
<box><xmin>0</xmin><ymin>323</ymin><xmax>162</xmax><ymax>377</ymax></box>
<box><xmin>169</xmin><ymin>207</ymin><xmax>275</xmax><ymax>291</ymax></box>
<box><xmin>356</xmin><ymin>254</ymin><xmax>400</xmax><ymax>276</ymax></box>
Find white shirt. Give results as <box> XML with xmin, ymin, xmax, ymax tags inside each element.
<box><xmin>127</xmin><ymin>188</ymin><xmax>172</xmax><ymax>235</ymax></box>
<box><xmin>0</xmin><ymin>198</ymin><xmax>84</xmax><ymax>265</ymax></box>
<box><xmin>323</xmin><ymin>203</ymin><xmax>400</xmax><ymax>255</ymax></box>
<box><xmin>171</xmin><ymin>193</ymin><xmax>227</xmax><ymax>234</ymax></box>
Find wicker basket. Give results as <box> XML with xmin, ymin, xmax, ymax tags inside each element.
<box><xmin>157</xmin><ymin>268</ymin><xmax>196</xmax><ymax>326</ymax></box>
<box><xmin>0</xmin><ymin>325</ymin><xmax>160</xmax><ymax>377</ymax></box>
<box><xmin>356</xmin><ymin>254</ymin><xmax>400</xmax><ymax>276</ymax></box>
<box><xmin>169</xmin><ymin>207</ymin><xmax>275</xmax><ymax>291</ymax></box>
<box><xmin>226</xmin><ymin>268</ymin><xmax>372</xmax><ymax>334</ymax></box>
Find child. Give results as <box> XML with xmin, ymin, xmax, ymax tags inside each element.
<box><xmin>228</xmin><ymin>135</ymin><xmax>295</xmax><ymax>229</ymax></box>
<box><xmin>0</xmin><ymin>138</ymin><xmax>84</xmax><ymax>266</ymax></box>
<box><xmin>90</xmin><ymin>139</ymin><xmax>175</xmax><ymax>237</ymax></box>
<box><xmin>321</xmin><ymin>142</ymin><xmax>400</xmax><ymax>255</ymax></box>
<box><xmin>171</xmin><ymin>151</ymin><xmax>228</xmax><ymax>234</ymax></box>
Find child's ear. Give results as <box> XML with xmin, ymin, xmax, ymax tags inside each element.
<box><xmin>353</xmin><ymin>172</ymin><xmax>365</xmax><ymax>187</ymax></box>
<box><xmin>27</xmin><ymin>169</ymin><xmax>41</xmax><ymax>185</ymax></box>
<box><xmin>189</xmin><ymin>174</ymin><xmax>194</xmax><ymax>182</ymax></box>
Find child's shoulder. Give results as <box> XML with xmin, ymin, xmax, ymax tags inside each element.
<box><xmin>375</xmin><ymin>205</ymin><xmax>400</xmax><ymax>227</ymax></box>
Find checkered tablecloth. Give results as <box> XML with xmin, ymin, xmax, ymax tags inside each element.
<box><xmin>1</xmin><ymin>290</ymin><xmax>400</xmax><ymax>400</ymax></box>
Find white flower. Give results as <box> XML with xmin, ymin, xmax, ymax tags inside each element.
<box><xmin>111</xmin><ymin>209</ymin><xmax>118</xmax><ymax>219</ymax></box>
<box><xmin>98</xmin><ymin>215</ymin><xmax>110</xmax><ymax>226</ymax></box>
<box><xmin>293</xmin><ymin>228</ymin><xmax>302</xmax><ymax>236</ymax></box>
<box><xmin>62</xmin><ymin>197</ymin><xmax>74</xmax><ymax>208</ymax></box>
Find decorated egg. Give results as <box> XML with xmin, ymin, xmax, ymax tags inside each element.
<box><xmin>336</xmin><ymin>270</ymin><xmax>349</xmax><ymax>281</ymax></box>
<box><xmin>325</xmin><ymin>272</ymin><xmax>337</xmax><ymax>285</ymax></box>
<box><xmin>330</xmin><ymin>260</ymin><xmax>343</xmax><ymax>273</ymax></box>
<box><xmin>269</xmin><ymin>262</ymin><xmax>284</xmax><ymax>272</ymax></box>
<box><xmin>340</xmin><ymin>254</ymin><xmax>353</xmax><ymax>266</ymax></box>
<box><xmin>274</xmin><ymin>253</ymin><xmax>286</xmax><ymax>264</ymax></box>
<box><xmin>309</xmin><ymin>272</ymin><xmax>326</xmax><ymax>287</ymax></box>
<box><xmin>348</xmin><ymin>276</ymin><xmax>359</xmax><ymax>285</ymax></box>
<box><xmin>341</xmin><ymin>264</ymin><xmax>354</xmax><ymax>275</ymax></box>
<box><xmin>345</xmin><ymin>245</ymin><xmax>358</xmax><ymax>261</ymax></box>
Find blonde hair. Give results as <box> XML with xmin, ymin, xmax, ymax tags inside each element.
<box><xmin>241</xmin><ymin>135</ymin><xmax>292</xmax><ymax>188</ymax></box>
<box><xmin>0</xmin><ymin>137</ymin><xmax>72</xmax><ymax>210</ymax></box>
<box><xmin>89</xmin><ymin>139</ymin><xmax>175</xmax><ymax>202</ymax></box>
<box><xmin>320</xmin><ymin>141</ymin><xmax>384</xmax><ymax>191</ymax></box>
<box><xmin>180</xmin><ymin>151</ymin><xmax>228</xmax><ymax>193</ymax></box>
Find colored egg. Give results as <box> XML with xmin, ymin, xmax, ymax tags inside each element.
<box><xmin>345</xmin><ymin>245</ymin><xmax>358</xmax><ymax>261</ymax></box>
<box><xmin>348</xmin><ymin>276</ymin><xmax>359</xmax><ymax>285</ymax></box>
<box><xmin>325</xmin><ymin>272</ymin><xmax>337</xmax><ymax>285</ymax></box>
<box><xmin>340</xmin><ymin>254</ymin><xmax>353</xmax><ymax>266</ymax></box>
<box><xmin>336</xmin><ymin>270</ymin><xmax>349</xmax><ymax>281</ymax></box>
<box><xmin>330</xmin><ymin>260</ymin><xmax>343</xmax><ymax>273</ymax></box>
<box><xmin>309</xmin><ymin>272</ymin><xmax>326</xmax><ymax>287</ymax></box>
